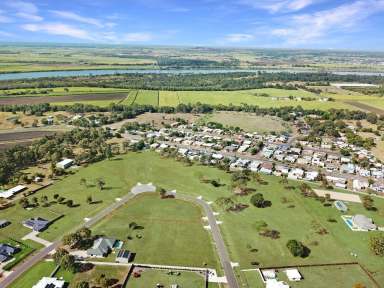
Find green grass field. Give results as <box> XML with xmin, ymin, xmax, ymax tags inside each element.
<box><xmin>0</xmin><ymin>87</ymin><xmax>130</xmax><ymax>97</ymax></box>
<box><xmin>51</xmin><ymin>87</ymin><xmax>370</xmax><ymax>111</ymax></box>
<box><xmin>128</xmin><ymin>269</ymin><xmax>211</xmax><ymax>288</ymax></box>
<box><xmin>206</xmin><ymin>112</ymin><xmax>289</xmax><ymax>133</ymax></box>
<box><xmin>68</xmin><ymin>265</ymin><xmax>128</xmax><ymax>288</ymax></box>
<box><xmin>91</xmin><ymin>193</ymin><xmax>218</xmax><ymax>268</ymax></box>
<box><xmin>3</xmin><ymin>152</ymin><xmax>384</xmax><ymax>287</ymax></box>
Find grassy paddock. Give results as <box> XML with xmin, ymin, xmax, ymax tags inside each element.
<box><xmin>127</xmin><ymin>269</ymin><xmax>210</xmax><ymax>288</ymax></box>
<box><xmin>207</xmin><ymin>111</ymin><xmax>289</xmax><ymax>133</ymax></box>
<box><xmin>2</xmin><ymin>152</ymin><xmax>383</xmax><ymax>287</ymax></box>
<box><xmin>91</xmin><ymin>193</ymin><xmax>218</xmax><ymax>268</ymax></box>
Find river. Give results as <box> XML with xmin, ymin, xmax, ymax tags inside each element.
<box><xmin>0</xmin><ymin>68</ymin><xmax>383</xmax><ymax>81</ymax></box>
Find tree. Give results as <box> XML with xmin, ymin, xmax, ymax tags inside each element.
<box><xmin>86</xmin><ymin>195</ymin><xmax>92</xmax><ymax>204</ymax></box>
<box><xmin>250</xmin><ymin>193</ymin><xmax>271</xmax><ymax>208</ymax></box>
<box><xmin>370</xmin><ymin>234</ymin><xmax>384</xmax><ymax>256</ymax></box>
<box><xmin>362</xmin><ymin>195</ymin><xmax>375</xmax><ymax>211</ymax></box>
<box><xmin>96</xmin><ymin>274</ymin><xmax>109</xmax><ymax>288</ymax></box>
<box><xmin>66</xmin><ymin>200</ymin><xmax>74</xmax><ymax>207</ymax></box>
<box><xmin>96</xmin><ymin>177</ymin><xmax>105</xmax><ymax>191</ymax></box>
<box><xmin>53</xmin><ymin>248</ymin><xmax>69</xmax><ymax>265</ymax></box>
<box><xmin>61</xmin><ymin>254</ymin><xmax>76</xmax><ymax>272</ymax></box>
<box><xmin>286</xmin><ymin>240</ymin><xmax>309</xmax><ymax>257</ymax></box>
<box><xmin>76</xmin><ymin>282</ymin><xmax>89</xmax><ymax>288</ymax></box>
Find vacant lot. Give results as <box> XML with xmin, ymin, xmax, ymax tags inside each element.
<box><xmin>68</xmin><ymin>265</ymin><xmax>128</xmax><ymax>288</ymax></box>
<box><xmin>344</xmin><ymin>101</ymin><xmax>384</xmax><ymax>115</ymax></box>
<box><xmin>207</xmin><ymin>112</ymin><xmax>289</xmax><ymax>133</ymax></box>
<box><xmin>128</xmin><ymin>269</ymin><xmax>209</xmax><ymax>288</ymax></box>
<box><xmin>92</xmin><ymin>193</ymin><xmax>218</xmax><ymax>268</ymax></box>
<box><xmin>106</xmin><ymin>112</ymin><xmax>200</xmax><ymax>130</ymax></box>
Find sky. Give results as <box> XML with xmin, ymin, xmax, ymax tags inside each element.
<box><xmin>0</xmin><ymin>0</ymin><xmax>384</xmax><ymax>50</ymax></box>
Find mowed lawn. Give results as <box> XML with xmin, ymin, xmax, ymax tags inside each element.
<box><xmin>2</xmin><ymin>152</ymin><xmax>384</xmax><ymax>287</ymax></box>
<box><xmin>91</xmin><ymin>193</ymin><xmax>218</xmax><ymax>268</ymax></box>
<box><xmin>8</xmin><ymin>261</ymin><xmax>63</xmax><ymax>288</ymax></box>
<box><xmin>128</xmin><ymin>269</ymin><xmax>211</xmax><ymax>288</ymax></box>
<box><xmin>207</xmin><ymin>111</ymin><xmax>289</xmax><ymax>133</ymax></box>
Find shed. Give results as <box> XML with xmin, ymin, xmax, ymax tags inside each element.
<box><xmin>116</xmin><ymin>249</ymin><xmax>131</xmax><ymax>263</ymax></box>
<box><xmin>284</xmin><ymin>269</ymin><xmax>302</xmax><ymax>281</ymax></box>
<box><xmin>56</xmin><ymin>158</ymin><xmax>74</xmax><ymax>169</ymax></box>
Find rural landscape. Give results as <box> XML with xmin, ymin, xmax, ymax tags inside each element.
<box><xmin>1</xmin><ymin>1</ymin><xmax>384</xmax><ymax>288</ymax></box>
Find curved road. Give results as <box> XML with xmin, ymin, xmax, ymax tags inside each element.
<box><xmin>1</xmin><ymin>191</ymin><xmax>239</xmax><ymax>288</ymax></box>
<box><xmin>178</xmin><ymin>194</ymin><xmax>239</xmax><ymax>288</ymax></box>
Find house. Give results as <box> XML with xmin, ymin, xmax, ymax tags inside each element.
<box><xmin>261</xmin><ymin>269</ymin><xmax>276</xmax><ymax>280</ymax></box>
<box><xmin>23</xmin><ymin>217</ymin><xmax>50</xmax><ymax>232</ymax></box>
<box><xmin>0</xmin><ymin>185</ymin><xmax>27</xmax><ymax>199</ymax></box>
<box><xmin>32</xmin><ymin>277</ymin><xmax>65</xmax><ymax>288</ymax></box>
<box><xmin>352</xmin><ymin>215</ymin><xmax>377</xmax><ymax>231</ymax></box>
<box><xmin>266</xmin><ymin>279</ymin><xmax>290</xmax><ymax>288</ymax></box>
<box><xmin>340</xmin><ymin>163</ymin><xmax>356</xmax><ymax>174</ymax></box>
<box><xmin>116</xmin><ymin>249</ymin><xmax>131</xmax><ymax>263</ymax></box>
<box><xmin>87</xmin><ymin>237</ymin><xmax>116</xmax><ymax>257</ymax></box>
<box><xmin>284</xmin><ymin>269</ymin><xmax>302</xmax><ymax>281</ymax></box>
<box><xmin>260</xmin><ymin>162</ymin><xmax>273</xmax><ymax>175</ymax></box>
<box><xmin>353</xmin><ymin>179</ymin><xmax>369</xmax><ymax>191</ymax></box>
<box><xmin>305</xmin><ymin>171</ymin><xmax>319</xmax><ymax>181</ymax></box>
<box><xmin>288</xmin><ymin>168</ymin><xmax>304</xmax><ymax>180</ymax></box>
<box><xmin>0</xmin><ymin>243</ymin><xmax>17</xmax><ymax>263</ymax></box>
<box><xmin>249</xmin><ymin>161</ymin><xmax>262</xmax><ymax>172</ymax></box>
<box><xmin>0</xmin><ymin>219</ymin><xmax>10</xmax><ymax>228</ymax></box>
<box><xmin>56</xmin><ymin>158</ymin><xmax>74</xmax><ymax>169</ymax></box>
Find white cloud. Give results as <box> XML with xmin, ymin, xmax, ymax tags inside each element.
<box><xmin>7</xmin><ymin>0</ymin><xmax>42</xmax><ymax>21</ymax></box>
<box><xmin>15</xmin><ymin>12</ymin><xmax>43</xmax><ymax>21</ymax></box>
<box><xmin>50</xmin><ymin>10</ymin><xmax>103</xmax><ymax>27</ymax></box>
<box><xmin>0</xmin><ymin>10</ymin><xmax>13</xmax><ymax>23</ymax></box>
<box><xmin>224</xmin><ymin>33</ymin><xmax>254</xmax><ymax>42</ymax></box>
<box><xmin>0</xmin><ymin>30</ymin><xmax>14</xmax><ymax>37</ymax></box>
<box><xmin>271</xmin><ymin>0</ymin><xmax>384</xmax><ymax>44</ymax></box>
<box><xmin>238</xmin><ymin>0</ymin><xmax>317</xmax><ymax>13</ymax></box>
<box><xmin>22</xmin><ymin>23</ymin><xmax>93</xmax><ymax>40</ymax></box>
<box><xmin>123</xmin><ymin>32</ymin><xmax>153</xmax><ymax>42</ymax></box>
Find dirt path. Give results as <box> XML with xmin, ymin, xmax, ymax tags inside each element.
<box><xmin>344</xmin><ymin>101</ymin><xmax>384</xmax><ymax>115</ymax></box>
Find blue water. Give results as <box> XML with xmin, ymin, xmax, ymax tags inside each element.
<box><xmin>0</xmin><ymin>68</ymin><xmax>382</xmax><ymax>81</ymax></box>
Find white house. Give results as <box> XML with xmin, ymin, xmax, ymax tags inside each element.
<box><xmin>0</xmin><ymin>185</ymin><xmax>26</xmax><ymax>199</ymax></box>
<box><xmin>266</xmin><ymin>279</ymin><xmax>290</xmax><ymax>288</ymax></box>
<box><xmin>32</xmin><ymin>277</ymin><xmax>65</xmax><ymax>288</ymax></box>
<box><xmin>353</xmin><ymin>179</ymin><xmax>369</xmax><ymax>191</ymax></box>
<box><xmin>56</xmin><ymin>159</ymin><xmax>74</xmax><ymax>170</ymax></box>
<box><xmin>305</xmin><ymin>171</ymin><xmax>319</xmax><ymax>181</ymax></box>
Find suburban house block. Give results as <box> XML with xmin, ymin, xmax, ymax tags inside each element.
<box><xmin>87</xmin><ymin>237</ymin><xmax>117</xmax><ymax>257</ymax></box>
<box><xmin>23</xmin><ymin>217</ymin><xmax>50</xmax><ymax>232</ymax></box>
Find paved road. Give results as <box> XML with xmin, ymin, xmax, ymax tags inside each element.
<box><xmin>178</xmin><ymin>194</ymin><xmax>239</xmax><ymax>288</ymax></box>
<box><xmin>0</xmin><ymin>193</ymin><xmax>136</xmax><ymax>288</ymax></box>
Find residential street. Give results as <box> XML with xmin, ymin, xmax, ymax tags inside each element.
<box><xmin>178</xmin><ymin>194</ymin><xmax>240</xmax><ymax>288</ymax></box>
<box><xmin>0</xmin><ymin>192</ymin><xmax>136</xmax><ymax>288</ymax></box>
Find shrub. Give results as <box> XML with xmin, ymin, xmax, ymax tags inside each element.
<box><xmin>286</xmin><ymin>239</ymin><xmax>310</xmax><ymax>257</ymax></box>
